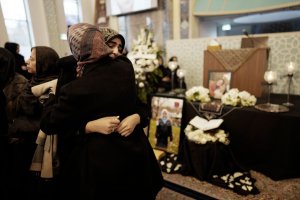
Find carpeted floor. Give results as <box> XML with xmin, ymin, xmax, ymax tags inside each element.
<box><xmin>156</xmin><ymin>171</ymin><xmax>300</xmax><ymax>200</ymax></box>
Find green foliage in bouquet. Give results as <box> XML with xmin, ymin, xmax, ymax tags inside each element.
<box><xmin>136</xmin><ymin>67</ymin><xmax>163</xmax><ymax>104</ymax></box>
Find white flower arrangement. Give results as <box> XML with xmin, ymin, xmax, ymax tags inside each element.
<box><xmin>185</xmin><ymin>124</ymin><xmax>230</xmax><ymax>145</ymax></box>
<box><xmin>127</xmin><ymin>28</ymin><xmax>162</xmax><ymax>103</ymax></box>
<box><xmin>221</xmin><ymin>88</ymin><xmax>257</xmax><ymax>107</ymax></box>
<box><xmin>127</xmin><ymin>28</ymin><xmax>160</xmax><ymax>73</ymax></box>
<box><xmin>185</xmin><ymin>86</ymin><xmax>211</xmax><ymax>103</ymax></box>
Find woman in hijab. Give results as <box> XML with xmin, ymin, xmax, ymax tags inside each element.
<box><xmin>40</xmin><ymin>23</ymin><xmax>163</xmax><ymax>199</ymax></box>
<box><xmin>50</xmin><ymin>28</ymin><xmax>150</xmax><ymax>184</ymax></box>
<box><xmin>7</xmin><ymin>46</ymin><xmax>59</xmax><ymax>199</ymax></box>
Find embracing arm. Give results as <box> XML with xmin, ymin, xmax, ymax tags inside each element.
<box><xmin>85</xmin><ymin>114</ymin><xmax>139</xmax><ymax>137</ymax></box>
<box><xmin>40</xmin><ymin>92</ymin><xmax>85</xmax><ymax>135</ymax></box>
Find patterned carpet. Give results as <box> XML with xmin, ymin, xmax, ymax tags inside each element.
<box><xmin>156</xmin><ymin>171</ymin><xmax>300</xmax><ymax>200</ymax></box>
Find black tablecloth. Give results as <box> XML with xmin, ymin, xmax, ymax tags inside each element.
<box><xmin>181</xmin><ymin>94</ymin><xmax>300</xmax><ymax>180</ymax></box>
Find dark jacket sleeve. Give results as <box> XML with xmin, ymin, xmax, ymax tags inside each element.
<box><xmin>40</xmin><ymin>88</ymin><xmax>85</xmax><ymax>135</ymax></box>
<box><xmin>135</xmin><ymin>97</ymin><xmax>150</xmax><ymax>128</ymax></box>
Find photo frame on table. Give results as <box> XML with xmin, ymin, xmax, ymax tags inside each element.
<box><xmin>208</xmin><ymin>71</ymin><xmax>232</xmax><ymax>99</ymax></box>
<box><xmin>148</xmin><ymin>95</ymin><xmax>185</xmax><ymax>155</ymax></box>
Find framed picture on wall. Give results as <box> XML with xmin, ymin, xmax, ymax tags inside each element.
<box><xmin>148</xmin><ymin>95</ymin><xmax>184</xmax><ymax>155</ymax></box>
<box><xmin>208</xmin><ymin>71</ymin><xmax>232</xmax><ymax>99</ymax></box>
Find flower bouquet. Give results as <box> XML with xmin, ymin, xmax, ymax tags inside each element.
<box><xmin>185</xmin><ymin>86</ymin><xmax>211</xmax><ymax>103</ymax></box>
<box><xmin>221</xmin><ymin>88</ymin><xmax>257</xmax><ymax>107</ymax></box>
<box><xmin>127</xmin><ymin>28</ymin><xmax>163</xmax><ymax>104</ymax></box>
<box><xmin>185</xmin><ymin>124</ymin><xmax>230</xmax><ymax>145</ymax></box>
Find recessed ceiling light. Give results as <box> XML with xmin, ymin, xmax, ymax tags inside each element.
<box><xmin>233</xmin><ymin>10</ymin><xmax>300</xmax><ymax>24</ymax></box>
<box><xmin>222</xmin><ymin>24</ymin><xmax>231</xmax><ymax>31</ymax></box>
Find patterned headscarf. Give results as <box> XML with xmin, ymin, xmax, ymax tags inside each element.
<box><xmin>67</xmin><ymin>23</ymin><xmax>112</xmax><ymax>77</ymax></box>
<box><xmin>99</xmin><ymin>27</ymin><xmax>125</xmax><ymax>52</ymax></box>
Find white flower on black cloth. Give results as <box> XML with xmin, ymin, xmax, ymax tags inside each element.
<box><xmin>158</xmin><ymin>153</ymin><xmax>182</xmax><ymax>174</ymax></box>
<box><xmin>211</xmin><ymin>171</ymin><xmax>259</xmax><ymax>195</ymax></box>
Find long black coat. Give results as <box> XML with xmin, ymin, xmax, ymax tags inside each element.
<box><xmin>41</xmin><ymin>56</ymin><xmax>163</xmax><ymax>199</ymax></box>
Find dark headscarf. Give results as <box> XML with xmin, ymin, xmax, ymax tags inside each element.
<box><xmin>30</xmin><ymin>46</ymin><xmax>60</xmax><ymax>86</ymax></box>
<box><xmin>4</xmin><ymin>42</ymin><xmax>18</xmax><ymax>55</ymax></box>
<box><xmin>4</xmin><ymin>42</ymin><xmax>31</xmax><ymax>79</ymax></box>
<box><xmin>0</xmin><ymin>48</ymin><xmax>15</xmax><ymax>89</ymax></box>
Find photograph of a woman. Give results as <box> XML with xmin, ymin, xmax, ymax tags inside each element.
<box><xmin>148</xmin><ymin>96</ymin><xmax>184</xmax><ymax>154</ymax></box>
<box><xmin>155</xmin><ymin>109</ymin><xmax>173</xmax><ymax>149</ymax></box>
<box><xmin>208</xmin><ymin>72</ymin><xmax>231</xmax><ymax>99</ymax></box>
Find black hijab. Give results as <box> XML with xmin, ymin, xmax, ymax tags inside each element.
<box><xmin>30</xmin><ymin>46</ymin><xmax>60</xmax><ymax>87</ymax></box>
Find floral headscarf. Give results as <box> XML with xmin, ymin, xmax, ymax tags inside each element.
<box><xmin>99</xmin><ymin>27</ymin><xmax>125</xmax><ymax>52</ymax></box>
<box><xmin>67</xmin><ymin>23</ymin><xmax>112</xmax><ymax>77</ymax></box>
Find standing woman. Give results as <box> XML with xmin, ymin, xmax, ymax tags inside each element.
<box><xmin>7</xmin><ymin>46</ymin><xmax>59</xmax><ymax>199</ymax></box>
<box><xmin>40</xmin><ymin>23</ymin><xmax>163</xmax><ymax>199</ymax></box>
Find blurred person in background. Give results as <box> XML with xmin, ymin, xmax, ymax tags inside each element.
<box><xmin>4</xmin><ymin>42</ymin><xmax>32</xmax><ymax>79</ymax></box>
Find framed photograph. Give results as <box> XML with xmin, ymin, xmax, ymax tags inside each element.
<box><xmin>208</xmin><ymin>71</ymin><xmax>232</xmax><ymax>99</ymax></box>
<box><xmin>148</xmin><ymin>95</ymin><xmax>184</xmax><ymax>154</ymax></box>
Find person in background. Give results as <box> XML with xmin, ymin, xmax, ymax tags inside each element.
<box><xmin>39</xmin><ymin>23</ymin><xmax>163</xmax><ymax>199</ymax></box>
<box><xmin>169</xmin><ymin>56</ymin><xmax>186</xmax><ymax>90</ymax></box>
<box><xmin>0</xmin><ymin>48</ymin><xmax>14</xmax><ymax>135</ymax></box>
<box><xmin>7</xmin><ymin>46</ymin><xmax>60</xmax><ymax>199</ymax></box>
<box><xmin>4</xmin><ymin>42</ymin><xmax>32</xmax><ymax>79</ymax></box>
<box><xmin>157</xmin><ymin>55</ymin><xmax>172</xmax><ymax>92</ymax></box>
<box><xmin>3</xmin><ymin>55</ymin><xmax>29</xmax><ymax>125</ymax></box>
<box><xmin>0</xmin><ymin>47</ymin><xmax>13</xmax><ymax>200</ymax></box>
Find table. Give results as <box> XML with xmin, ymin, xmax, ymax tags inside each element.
<box><xmin>182</xmin><ymin>94</ymin><xmax>300</xmax><ymax>180</ymax></box>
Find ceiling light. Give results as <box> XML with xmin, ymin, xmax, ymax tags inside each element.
<box><xmin>222</xmin><ymin>24</ymin><xmax>231</xmax><ymax>31</ymax></box>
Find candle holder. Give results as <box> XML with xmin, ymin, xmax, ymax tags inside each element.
<box><xmin>168</xmin><ymin>61</ymin><xmax>178</xmax><ymax>94</ymax></box>
<box><xmin>176</xmin><ymin>69</ymin><xmax>186</xmax><ymax>97</ymax></box>
<box><xmin>255</xmin><ymin>70</ymin><xmax>289</xmax><ymax>112</ymax></box>
<box><xmin>176</xmin><ymin>69</ymin><xmax>186</xmax><ymax>89</ymax></box>
<box><xmin>282</xmin><ymin>74</ymin><xmax>294</xmax><ymax>107</ymax></box>
<box><xmin>283</xmin><ymin>62</ymin><xmax>295</xmax><ymax>107</ymax></box>
<box><xmin>264</xmin><ymin>70</ymin><xmax>277</xmax><ymax>105</ymax></box>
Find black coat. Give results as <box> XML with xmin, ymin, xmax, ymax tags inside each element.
<box><xmin>41</xmin><ymin>57</ymin><xmax>163</xmax><ymax>199</ymax></box>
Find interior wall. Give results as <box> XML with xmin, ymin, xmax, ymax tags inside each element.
<box><xmin>197</xmin><ymin>18</ymin><xmax>217</xmax><ymax>38</ymax></box>
<box><xmin>0</xmin><ymin>3</ymin><xmax>9</xmax><ymax>46</ymax></box>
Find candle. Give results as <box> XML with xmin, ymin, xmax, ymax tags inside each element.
<box><xmin>287</xmin><ymin>62</ymin><xmax>295</xmax><ymax>75</ymax></box>
<box><xmin>176</xmin><ymin>69</ymin><xmax>186</xmax><ymax>78</ymax></box>
<box><xmin>168</xmin><ymin>61</ymin><xmax>178</xmax><ymax>71</ymax></box>
<box><xmin>264</xmin><ymin>70</ymin><xmax>277</xmax><ymax>84</ymax></box>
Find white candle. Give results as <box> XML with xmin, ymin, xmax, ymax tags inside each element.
<box><xmin>264</xmin><ymin>70</ymin><xmax>277</xmax><ymax>84</ymax></box>
<box><xmin>176</xmin><ymin>69</ymin><xmax>186</xmax><ymax>78</ymax></box>
<box><xmin>287</xmin><ymin>62</ymin><xmax>295</xmax><ymax>75</ymax></box>
<box><xmin>168</xmin><ymin>61</ymin><xmax>178</xmax><ymax>71</ymax></box>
